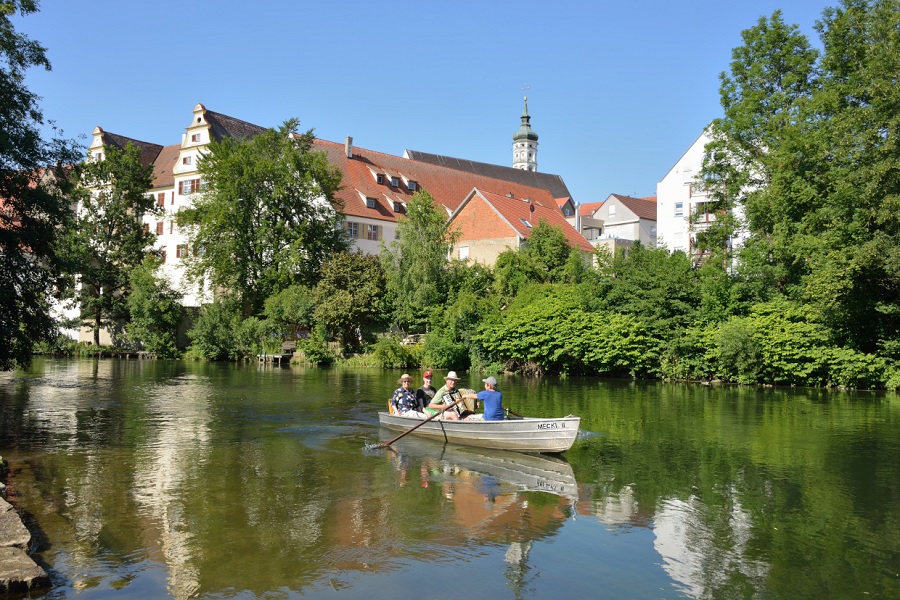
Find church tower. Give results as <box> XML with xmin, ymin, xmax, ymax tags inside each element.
<box><xmin>512</xmin><ymin>97</ymin><xmax>539</xmax><ymax>172</ymax></box>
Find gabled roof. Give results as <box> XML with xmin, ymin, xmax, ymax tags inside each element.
<box><xmin>151</xmin><ymin>144</ymin><xmax>181</xmax><ymax>188</ymax></box>
<box><xmin>314</xmin><ymin>140</ymin><xmax>564</xmax><ymax>222</ymax></box>
<box><xmin>578</xmin><ymin>201</ymin><xmax>604</xmax><ymax>217</ymax></box>
<box><xmin>452</xmin><ymin>188</ymin><xmax>593</xmax><ymax>253</ymax></box>
<box><xmin>204</xmin><ymin>110</ymin><xmax>267</xmax><ymax>142</ymax></box>
<box><xmin>97</xmin><ymin>130</ymin><xmax>164</xmax><ymax>168</ymax></box>
<box><xmin>403</xmin><ymin>150</ymin><xmax>573</xmax><ymax>201</ymax></box>
<box><xmin>608</xmin><ymin>194</ymin><xmax>657</xmax><ymax>221</ymax></box>
<box><xmin>556</xmin><ymin>196</ymin><xmax>572</xmax><ymax>208</ymax></box>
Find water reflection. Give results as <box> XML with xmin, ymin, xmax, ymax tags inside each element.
<box><xmin>2</xmin><ymin>360</ymin><xmax>899</xmax><ymax>599</ymax></box>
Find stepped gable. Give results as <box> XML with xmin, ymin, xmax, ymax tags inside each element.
<box><xmin>204</xmin><ymin>110</ymin><xmax>267</xmax><ymax>142</ymax></box>
<box><xmin>151</xmin><ymin>144</ymin><xmax>181</xmax><ymax>188</ymax></box>
<box><xmin>97</xmin><ymin>131</ymin><xmax>163</xmax><ymax>168</ymax></box>
<box><xmin>462</xmin><ymin>188</ymin><xmax>594</xmax><ymax>252</ymax></box>
<box><xmin>404</xmin><ymin>150</ymin><xmax>572</xmax><ymax>201</ymax></box>
<box><xmin>610</xmin><ymin>194</ymin><xmax>657</xmax><ymax>220</ymax></box>
<box><xmin>313</xmin><ymin>139</ymin><xmax>559</xmax><ymax>222</ymax></box>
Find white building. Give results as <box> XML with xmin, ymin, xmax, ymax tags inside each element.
<box><xmin>656</xmin><ymin>130</ymin><xmax>747</xmax><ymax>258</ymax></box>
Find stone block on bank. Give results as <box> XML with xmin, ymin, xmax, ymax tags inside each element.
<box><xmin>0</xmin><ymin>500</ymin><xmax>30</xmax><ymax>550</ymax></box>
<box><xmin>0</xmin><ymin>547</ymin><xmax>50</xmax><ymax>596</ymax></box>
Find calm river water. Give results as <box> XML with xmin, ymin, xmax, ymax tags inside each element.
<box><xmin>1</xmin><ymin>358</ymin><xmax>898</xmax><ymax>599</ymax></box>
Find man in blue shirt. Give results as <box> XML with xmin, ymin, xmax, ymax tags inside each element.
<box><xmin>475</xmin><ymin>376</ymin><xmax>504</xmax><ymax>421</ymax></box>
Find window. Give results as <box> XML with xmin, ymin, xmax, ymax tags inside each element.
<box><xmin>156</xmin><ymin>221</ymin><xmax>164</xmax><ymax>235</ymax></box>
<box><xmin>564</xmin><ymin>206</ymin><xmax>572</xmax><ymax>216</ymax></box>
<box><xmin>393</xmin><ymin>201</ymin><xmax>403</xmax><ymax>213</ymax></box>
<box><xmin>459</xmin><ymin>246</ymin><xmax>469</xmax><ymax>260</ymax></box>
<box><xmin>157</xmin><ymin>193</ymin><xmax>165</xmax><ymax>207</ymax></box>
<box><xmin>176</xmin><ymin>245</ymin><xmax>188</xmax><ymax>258</ymax></box>
<box><xmin>366</xmin><ymin>197</ymin><xmax>376</xmax><ymax>209</ymax></box>
<box><xmin>182</xmin><ymin>156</ymin><xmax>192</xmax><ymax>166</ymax></box>
<box><xmin>178</xmin><ymin>178</ymin><xmax>202</xmax><ymax>195</ymax></box>
<box><xmin>346</xmin><ymin>221</ymin><xmax>359</xmax><ymax>238</ymax></box>
<box><xmin>142</xmin><ymin>223</ymin><xmax>150</xmax><ymax>235</ymax></box>
<box><xmin>408</xmin><ymin>180</ymin><xmax>418</xmax><ymax>192</ymax></box>
<box><xmin>191</xmin><ymin>133</ymin><xmax>200</xmax><ymax>142</ymax></box>
<box><xmin>366</xmin><ymin>224</ymin><xmax>379</xmax><ymax>241</ymax></box>
<box><xmin>376</xmin><ymin>173</ymin><xmax>385</xmax><ymax>185</ymax></box>
<box><xmin>674</xmin><ymin>202</ymin><xmax>684</xmax><ymax>217</ymax></box>
<box><xmin>390</xmin><ymin>176</ymin><xmax>399</xmax><ymax>187</ymax></box>
<box><xmin>520</xmin><ymin>218</ymin><xmax>532</xmax><ymax>228</ymax></box>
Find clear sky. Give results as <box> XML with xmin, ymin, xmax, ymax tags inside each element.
<box><xmin>16</xmin><ymin>0</ymin><xmax>831</xmax><ymax>205</ymax></box>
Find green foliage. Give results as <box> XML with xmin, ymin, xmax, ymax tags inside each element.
<box><xmin>297</xmin><ymin>331</ymin><xmax>334</xmax><ymax>366</ymax></box>
<box><xmin>313</xmin><ymin>251</ymin><xmax>387</xmax><ymax>354</ymax></box>
<box><xmin>421</xmin><ymin>332</ymin><xmax>469</xmax><ymax>370</ymax></box>
<box><xmin>186</xmin><ymin>299</ymin><xmax>243</xmax><ymax>361</ymax></box>
<box><xmin>604</xmin><ymin>244</ymin><xmax>699</xmax><ymax>339</ymax></box>
<box><xmin>66</xmin><ymin>142</ymin><xmax>158</xmax><ymax>345</ymax></box>
<box><xmin>477</xmin><ymin>286</ymin><xmax>655</xmax><ymax>376</ymax></box>
<box><xmin>712</xmin><ymin>317</ymin><xmax>760</xmax><ymax>383</ymax></box>
<box><xmin>371</xmin><ymin>336</ymin><xmax>418</xmax><ymax>368</ymax></box>
<box><xmin>381</xmin><ymin>190</ymin><xmax>457</xmax><ymax>333</ymax></box>
<box><xmin>703</xmin><ymin>1</ymin><xmax>900</xmax><ymax>355</ymax></box>
<box><xmin>178</xmin><ymin>120</ymin><xmax>347</xmax><ymax>316</ymax></box>
<box><xmin>125</xmin><ymin>256</ymin><xmax>184</xmax><ymax>357</ymax></box>
<box><xmin>0</xmin><ymin>1</ymin><xmax>81</xmax><ymax>370</ymax></box>
<box><xmin>263</xmin><ymin>284</ymin><xmax>315</xmax><ymax>339</ymax></box>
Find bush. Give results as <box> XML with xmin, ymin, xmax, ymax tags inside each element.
<box><xmin>421</xmin><ymin>332</ymin><xmax>469</xmax><ymax>370</ymax></box>
<box><xmin>372</xmin><ymin>336</ymin><xmax>418</xmax><ymax>368</ymax></box>
<box><xmin>713</xmin><ymin>318</ymin><xmax>760</xmax><ymax>383</ymax></box>
<box><xmin>186</xmin><ymin>299</ymin><xmax>242</xmax><ymax>361</ymax></box>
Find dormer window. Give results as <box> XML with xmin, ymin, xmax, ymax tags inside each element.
<box><xmin>520</xmin><ymin>218</ymin><xmax>532</xmax><ymax>228</ymax></box>
<box><xmin>408</xmin><ymin>180</ymin><xmax>418</xmax><ymax>192</ymax></box>
<box><xmin>376</xmin><ymin>173</ymin><xmax>385</xmax><ymax>185</ymax></box>
<box><xmin>393</xmin><ymin>201</ymin><xmax>403</xmax><ymax>213</ymax></box>
<box><xmin>390</xmin><ymin>176</ymin><xmax>400</xmax><ymax>188</ymax></box>
<box><xmin>366</xmin><ymin>197</ymin><xmax>376</xmax><ymax>209</ymax></box>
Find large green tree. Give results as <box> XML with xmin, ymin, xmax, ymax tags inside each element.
<box><xmin>178</xmin><ymin>119</ymin><xmax>346</xmax><ymax>317</ymax></box>
<box><xmin>313</xmin><ymin>251</ymin><xmax>386</xmax><ymax>354</ymax></box>
<box><xmin>125</xmin><ymin>256</ymin><xmax>184</xmax><ymax>358</ymax></box>
<box><xmin>701</xmin><ymin>1</ymin><xmax>900</xmax><ymax>354</ymax></box>
<box><xmin>381</xmin><ymin>190</ymin><xmax>455</xmax><ymax>333</ymax></box>
<box><xmin>0</xmin><ymin>0</ymin><xmax>80</xmax><ymax>369</ymax></box>
<box><xmin>67</xmin><ymin>142</ymin><xmax>157</xmax><ymax>345</ymax></box>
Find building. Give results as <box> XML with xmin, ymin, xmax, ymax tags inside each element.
<box><xmin>80</xmin><ymin>103</ymin><xmax>583</xmax><ymax>317</ymax></box>
<box><xmin>448</xmin><ymin>188</ymin><xmax>594</xmax><ymax>266</ymax></box>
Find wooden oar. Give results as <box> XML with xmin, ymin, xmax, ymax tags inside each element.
<box><xmin>374</xmin><ymin>398</ymin><xmax>464</xmax><ymax>449</ymax></box>
<box><xmin>505</xmin><ymin>407</ymin><xmax>525</xmax><ymax>418</ymax></box>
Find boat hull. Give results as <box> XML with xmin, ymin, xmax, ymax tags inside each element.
<box><xmin>378</xmin><ymin>412</ymin><xmax>580</xmax><ymax>453</ymax></box>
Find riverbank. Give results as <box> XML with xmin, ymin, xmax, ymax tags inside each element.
<box><xmin>0</xmin><ymin>457</ymin><xmax>50</xmax><ymax>597</ymax></box>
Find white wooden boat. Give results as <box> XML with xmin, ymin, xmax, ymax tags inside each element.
<box><xmin>377</xmin><ymin>412</ymin><xmax>580</xmax><ymax>453</ymax></box>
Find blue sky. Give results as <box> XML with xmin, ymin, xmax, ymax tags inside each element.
<box><xmin>17</xmin><ymin>0</ymin><xmax>831</xmax><ymax>205</ymax></box>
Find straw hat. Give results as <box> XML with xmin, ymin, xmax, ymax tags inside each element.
<box><xmin>445</xmin><ymin>371</ymin><xmax>459</xmax><ymax>380</ymax></box>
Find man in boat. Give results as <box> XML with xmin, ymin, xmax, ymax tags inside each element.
<box><xmin>415</xmin><ymin>370</ymin><xmax>437</xmax><ymax>413</ymax></box>
<box><xmin>392</xmin><ymin>374</ymin><xmax>425</xmax><ymax>418</ymax></box>
<box><xmin>463</xmin><ymin>376</ymin><xmax>504</xmax><ymax>421</ymax></box>
<box><xmin>427</xmin><ymin>371</ymin><xmax>472</xmax><ymax>420</ymax></box>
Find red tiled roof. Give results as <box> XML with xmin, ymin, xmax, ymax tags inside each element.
<box><xmin>578</xmin><ymin>201</ymin><xmax>604</xmax><ymax>217</ymax></box>
<box><xmin>609</xmin><ymin>194</ymin><xmax>657</xmax><ymax>221</ymax></box>
<box><xmin>454</xmin><ymin>189</ymin><xmax>593</xmax><ymax>252</ymax></box>
<box><xmin>312</xmin><ymin>139</ymin><xmax>566</xmax><ymax>223</ymax></box>
<box><xmin>151</xmin><ymin>144</ymin><xmax>181</xmax><ymax>188</ymax></box>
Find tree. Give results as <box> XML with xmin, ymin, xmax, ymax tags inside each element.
<box><xmin>125</xmin><ymin>256</ymin><xmax>184</xmax><ymax>357</ymax></box>
<box><xmin>381</xmin><ymin>190</ymin><xmax>456</xmax><ymax>333</ymax></box>
<box><xmin>313</xmin><ymin>251</ymin><xmax>386</xmax><ymax>354</ymax></box>
<box><xmin>702</xmin><ymin>1</ymin><xmax>900</xmax><ymax>354</ymax></box>
<box><xmin>263</xmin><ymin>284</ymin><xmax>316</xmax><ymax>340</ymax></box>
<box><xmin>522</xmin><ymin>219</ymin><xmax>574</xmax><ymax>282</ymax></box>
<box><xmin>66</xmin><ymin>142</ymin><xmax>157</xmax><ymax>345</ymax></box>
<box><xmin>1</xmin><ymin>1</ymin><xmax>81</xmax><ymax>369</ymax></box>
<box><xmin>178</xmin><ymin>120</ymin><xmax>347</xmax><ymax>317</ymax></box>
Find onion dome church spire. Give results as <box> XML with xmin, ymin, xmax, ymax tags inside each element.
<box><xmin>512</xmin><ymin>96</ymin><xmax>539</xmax><ymax>172</ymax></box>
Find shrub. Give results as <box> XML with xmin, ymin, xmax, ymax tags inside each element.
<box><xmin>372</xmin><ymin>336</ymin><xmax>417</xmax><ymax>368</ymax></box>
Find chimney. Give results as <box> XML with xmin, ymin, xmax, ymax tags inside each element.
<box><xmin>345</xmin><ymin>136</ymin><xmax>353</xmax><ymax>159</ymax></box>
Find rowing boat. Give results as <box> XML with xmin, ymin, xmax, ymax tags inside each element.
<box><xmin>377</xmin><ymin>412</ymin><xmax>580</xmax><ymax>453</ymax></box>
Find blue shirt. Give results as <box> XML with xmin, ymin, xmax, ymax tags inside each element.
<box><xmin>477</xmin><ymin>390</ymin><xmax>504</xmax><ymax>421</ymax></box>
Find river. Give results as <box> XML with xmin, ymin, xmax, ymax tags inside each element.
<box><xmin>1</xmin><ymin>358</ymin><xmax>898</xmax><ymax>599</ymax></box>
